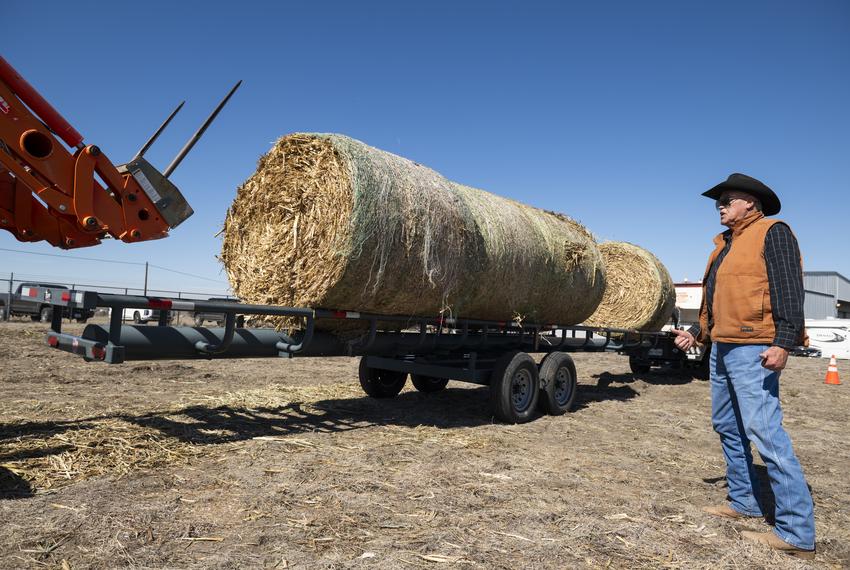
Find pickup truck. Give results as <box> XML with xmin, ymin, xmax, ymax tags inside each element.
<box><xmin>192</xmin><ymin>297</ymin><xmax>245</xmax><ymax>327</ymax></box>
<box><xmin>119</xmin><ymin>307</ymin><xmax>172</xmax><ymax>325</ymax></box>
<box><xmin>0</xmin><ymin>283</ymin><xmax>95</xmax><ymax>322</ymax></box>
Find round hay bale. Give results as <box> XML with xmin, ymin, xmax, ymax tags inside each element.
<box><xmin>221</xmin><ymin>133</ymin><xmax>605</xmax><ymax>328</ymax></box>
<box><xmin>584</xmin><ymin>242</ymin><xmax>675</xmax><ymax>331</ymax></box>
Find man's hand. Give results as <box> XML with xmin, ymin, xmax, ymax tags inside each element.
<box><xmin>670</xmin><ymin>329</ymin><xmax>696</xmax><ymax>351</ymax></box>
<box><xmin>759</xmin><ymin>346</ymin><xmax>789</xmax><ymax>371</ymax></box>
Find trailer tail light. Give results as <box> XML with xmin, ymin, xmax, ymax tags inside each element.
<box><xmin>91</xmin><ymin>344</ymin><xmax>106</xmax><ymax>360</ymax></box>
<box><xmin>47</xmin><ymin>335</ymin><xmax>59</xmax><ymax>347</ymax></box>
<box><xmin>332</xmin><ymin>311</ymin><xmax>360</xmax><ymax>319</ymax></box>
<box><xmin>148</xmin><ymin>299</ymin><xmax>172</xmax><ymax>310</ymax></box>
<box><xmin>61</xmin><ymin>291</ymin><xmax>71</xmax><ymax>302</ymax></box>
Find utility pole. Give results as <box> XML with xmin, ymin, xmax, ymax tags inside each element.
<box><xmin>143</xmin><ymin>262</ymin><xmax>149</xmax><ymax>296</ymax></box>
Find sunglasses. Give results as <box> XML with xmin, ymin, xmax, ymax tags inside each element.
<box><xmin>715</xmin><ymin>196</ymin><xmax>743</xmax><ymax>210</ymax></box>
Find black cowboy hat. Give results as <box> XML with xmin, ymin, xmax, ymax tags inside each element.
<box><xmin>702</xmin><ymin>173</ymin><xmax>781</xmax><ymax>216</ymax></box>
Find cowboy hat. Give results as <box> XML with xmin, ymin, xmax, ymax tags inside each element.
<box><xmin>702</xmin><ymin>173</ymin><xmax>781</xmax><ymax>216</ymax></box>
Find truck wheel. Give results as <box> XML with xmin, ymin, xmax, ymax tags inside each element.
<box><xmin>236</xmin><ymin>315</ymin><xmax>245</xmax><ymax>328</ymax></box>
<box><xmin>358</xmin><ymin>358</ymin><xmax>407</xmax><ymax>398</ymax></box>
<box><xmin>411</xmin><ymin>374</ymin><xmax>449</xmax><ymax>393</ymax></box>
<box><xmin>629</xmin><ymin>356</ymin><xmax>650</xmax><ymax>375</ymax></box>
<box><xmin>489</xmin><ymin>351</ymin><xmax>539</xmax><ymax>424</ymax></box>
<box><xmin>538</xmin><ymin>352</ymin><xmax>577</xmax><ymax>415</ymax></box>
<box><xmin>194</xmin><ymin>315</ymin><xmax>204</xmax><ymax>327</ymax></box>
<box><xmin>30</xmin><ymin>315</ymin><xmax>40</xmax><ymax>322</ymax></box>
<box><xmin>133</xmin><ymin>311</ymin><xmax>142</xmax><ymax>324</ymax></box>
<box><xmin>39</xmin><ymin>306</ymin><xmax>52</xmax><ymax>323</ymax></box>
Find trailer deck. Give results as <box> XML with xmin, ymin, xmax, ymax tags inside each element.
<box><xmin>31</xmin><ymin>286</ymin><xmax>683</xmax><ymax>423</ymax></box>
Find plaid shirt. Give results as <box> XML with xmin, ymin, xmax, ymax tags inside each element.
<box><xmin>690</xmin><ymin>223</ymin><xmax>805</xmax><ymax>349</ymax></box>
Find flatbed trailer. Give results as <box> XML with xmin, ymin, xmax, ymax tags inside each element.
<box><xmin>30</xmin><ymin>286</ymin><xmax>686</xmax><ymax>424</ymax></box>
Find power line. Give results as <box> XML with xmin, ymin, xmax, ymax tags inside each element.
<box><xmin>0</xmin><ymin>247</ymin><xmax>228</xmax><ymax>284</ymax></box>
<box><xmin>0</xmin><ymin>247</ymin><xmax>144</xmax><ymax>266</ymax></box>
<box><xmin>149</xmin><ymin>264</ymin><xmax>228</xmax><ymax>284</ymax></box>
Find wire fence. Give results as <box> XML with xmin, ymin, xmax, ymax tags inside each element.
<box><xmin>0</xmin><ymin>272</ymin><xmax>235</xmax><ymax>323</ymax></box>
<box><xmin>0</xmin><ymin>274</ymin><xmax>233</xmax><ymax>301</ymax></box>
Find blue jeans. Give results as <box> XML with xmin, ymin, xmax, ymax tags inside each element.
<box><xmin>710</xmin><ymin>342</ymin><xmax>815</xmax><ymax>550</ymax></box>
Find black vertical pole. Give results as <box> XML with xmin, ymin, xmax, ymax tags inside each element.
<box><xmin>4</xmin><ymin>272</ymin><xmax>12</xmax><ymax>321</ymax></box>
<box><xmin>144</xmin><ymin>262</ymin><xmax>149</xmax><ymax>296</ymax></box>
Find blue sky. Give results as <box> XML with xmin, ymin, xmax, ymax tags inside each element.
<box><xmin>2</xmin><ymin>0</ymin><xmax>848</xmax><ymax>297</ymax></box>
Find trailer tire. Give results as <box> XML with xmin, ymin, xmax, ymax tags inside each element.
<box><xmin>133</xmin><ymin>311</ymin><xmax>142</xmax><ymax>324</ymax></box>
<box><xmin>358</xmin><ymin>358</ymin><xmax>407</xmax><ymax>398</ymax></box>
<box><xmin>30</xmin><ymin>315</ymin><xmax>40</xmax><ymax>322</ymax></box>
<box><xmin>39</xmin><ymin>306</ymin><xmax>52</xmax><ymax>323</ymax></box>
<box><xmin>629</xmin><ymin>356</ymin><xmax>650</xmax><ymax>375</ymax></box>
<box><xmin>236</xmin><ymin>315</ymin><xmax>245</xmax><ymax>328</ymax></box>
<box><xmin>538</xmin><ymin>352</ymin><xmax>577</xmax><ymax>415</ymax></box>
<box><xmin>411</xmin><ymin>374</ymin><xmax>449</xmax><ymax>393</ymax></box>
<box><xmin>489</xmin><ymin>351</ymin><xmax>539</xmax><ymax>424</ymax></box>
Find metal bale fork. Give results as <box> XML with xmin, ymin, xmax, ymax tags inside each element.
<box><xmin>0</xmin><ymin>55</ymin><xmax>239</xmax><ymax>248</ymax></box>
<box><xmin>33</xmin><ymin>286</ymin><xmax>677</xmax><ymax>424</ymax></box>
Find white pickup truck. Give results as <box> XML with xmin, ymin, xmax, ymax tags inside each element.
<box><xmin>116</xmin><ymin>307</ymin><xmax>171</xmax><ymax>324</ymax></box>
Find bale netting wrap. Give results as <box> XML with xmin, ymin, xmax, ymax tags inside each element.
<box><xmin>221</xmin><ymin>133</ymin><xmax>605</xmax><ymax>329</ymax></box>
<box><xmin>584</xmin><ymin>241</ymin><xmax>675</xmax><ymax>331</ymax></box>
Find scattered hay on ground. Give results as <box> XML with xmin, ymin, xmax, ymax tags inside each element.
<box><xmin>0</xmin><ymin>382</ymin><xmax>493</xmax><ymax>493</ymax></box>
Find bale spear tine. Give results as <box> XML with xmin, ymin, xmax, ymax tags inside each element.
<box><xmin>163</xmin><ymin>80</ymin><xmax>242</xmax><ymax>178</ymax></box>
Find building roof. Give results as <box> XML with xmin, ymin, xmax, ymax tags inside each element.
<box><xmin>804</xmin><ymin>271</ymin><xmax>850</xmax><ymax>283</ymax></box>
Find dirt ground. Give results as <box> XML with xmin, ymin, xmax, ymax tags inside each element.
<box><xmin>1</xmin><ymin>319</ymin><xmax>848</xmax><ymax>569</ymax></box>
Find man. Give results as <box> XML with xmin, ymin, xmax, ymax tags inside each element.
<box><xmin>671</xmin><ymin>173</ymin><xmax>815</xmax><ymax>559</ymax></box>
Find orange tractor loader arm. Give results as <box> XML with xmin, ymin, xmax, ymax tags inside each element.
<box><xmin>0</xmin><ymin>55</ymin><xmax>239</xmax><ymax>248</ymax></box>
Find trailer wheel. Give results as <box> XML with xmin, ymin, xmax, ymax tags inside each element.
<box><xmin>30</xmin><ymin>315</ymin><xmax>40</xmax><ymax>322</ymax></box>
<box><xmin>39</xmin><ymin>306</ymin><xmax>52</xmax><ymax>323</ymax></box>
<box><xmin>629</xmin><ymin>356</ymin><xmax>650</xmax><ymax>375</ymax></box>
<box><xmin>411</xmin><ymin>374</ymin><xmax>449</xmax><ymax>393</ymax></box>
<box><xmin>358</xmin><ymin>358</ymin><xmax>408</xmax><ymax>398</ymax></box>
<box><xmin>538</xmin><ymin>352</ymin><xmax>577</xmax><ymax>415</ymax></box>
<box><xmin>133</xmin><ymin>311</ymin><xmax>142</xmax><ymax>324</ymax></box>
<box><xmin>489</xmin><ymin>351</ymin><xmax>539</xmax><ymax>424</ymax></box>
<box><xmin>236</xmin><ymin>315</ymin><xmax>245</xmax><ymax>328</ymax></box>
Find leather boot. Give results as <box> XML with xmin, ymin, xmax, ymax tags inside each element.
<box><xmin>701</xmin><ymin>504</ymin><xmax>757</xmax><ymax>520</ymax></box>
<box><xmin>741</xmin><ymin>531</ymin><xmax>815</xmax><ymax>560</ymax></box>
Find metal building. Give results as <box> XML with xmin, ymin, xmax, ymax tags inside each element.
<box><xmin>804</xmin><ymin>271</ymin><xmax>850</xmax><ymax>319</ymax></box>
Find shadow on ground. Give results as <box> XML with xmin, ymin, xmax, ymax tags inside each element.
<box><xmin>702</xmin><ymin>464</ymin><xmax>781</xmax><ymax>525</ymax></box>
<box><xmin>1</xmin><ymin>379</ymin><xmax>645</xmax><ymax>447</ymax></box>
<box><xmin>596</xmin><ymin>369</ymin><xmax>704</xmax><ymax>387</ymax></box>
<box><xmin>0</xmin><ymin>379</ymin><xmax>648</xmax><ymax>496</ymax></box>
<box><xmin>0</xmin><ymin>466</ymin><xmax>33</xmax><ymax>499</ymax></box>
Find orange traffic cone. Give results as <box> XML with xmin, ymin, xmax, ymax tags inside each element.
<box><xmin>824</xmin><ymin>355</ymin><xmax>841</xmax><ymax>385</ymax></box>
